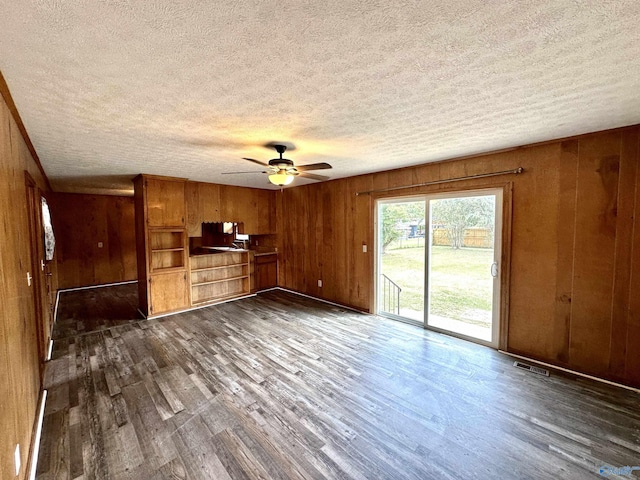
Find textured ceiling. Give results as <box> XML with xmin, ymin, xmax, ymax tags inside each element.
<box><xmin>1</xmin><ymin>1</ymin><xmax>640</xmax><ymax>194</ymax></box>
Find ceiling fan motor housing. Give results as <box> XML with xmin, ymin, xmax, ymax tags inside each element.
<box><xmin>268</xmin><ymin>158</ymin><xmax>294</xmax><ymax>169</ymax></box>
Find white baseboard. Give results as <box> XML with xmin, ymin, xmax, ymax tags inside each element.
<box><xmin>499</xmin><ymin>350</ymin><xmax>640</xmax><ymax>394</ymax></box>
<box><xmin>58</xmin><ymin>279</ymin><xmax>137</xmax><ymax>293</ymax></box>
<box><xmin>28</xmin><ymin>389</ymin><xmax>47</xmax><ymax>480</ymax></box>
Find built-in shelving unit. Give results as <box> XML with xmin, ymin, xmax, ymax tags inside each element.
<box><xmin>134</xmin><ymin>174</ymin><xmax>190</xmax><ymax>316</ymax></box>
<box><xmin>190</xmin><ymin>252</ymin><xmax>250</xmax><ymax>305</ymax></box>
<box><xmin>149</xmin><ymin>229</ymin><xmax>187</xmax><ymax>272</ymax></box>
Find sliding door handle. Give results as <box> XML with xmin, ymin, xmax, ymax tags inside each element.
<box><xmin>491</xmin><ymin>262</ymin><xmax>499</xmax><ymax>278</ymax></box>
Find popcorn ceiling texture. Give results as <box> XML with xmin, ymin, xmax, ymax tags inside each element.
<box><xmin>1</xmin><ymin>1</ymin><xmax>640</xmax><ymax>193</ymax></box>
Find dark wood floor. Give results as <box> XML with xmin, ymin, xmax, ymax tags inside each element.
<box><xmin>38</xmin><ymin>286</ymin><xmax>640</xmax><ymax>479</ymax></box>
<box><xmin>54</xmin><ymin>283</ymin><xmax>139</xmax><ymax>339</ymax></box>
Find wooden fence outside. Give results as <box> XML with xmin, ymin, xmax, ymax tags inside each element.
<box><xmin>432</xmin><ymin>227</ymin><xmax>493</xmax><ymax>248</ymax></box>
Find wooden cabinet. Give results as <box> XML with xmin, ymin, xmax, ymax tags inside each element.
<box><xmin>134</xmin><ymin>174</ymin><xmax>189</xmax><ymax>316</ymax></box>
<box><xmin>146</xmin><ymin>177</ymin><xmax>186</xmax><ymax>227</ymax></box>
<box><xmin>186</xmin><ymin>181</ymin><xmax>277</xmax><ymax>236</ymax></box>
<box><xmin>190</xmin><ymin>252</ymin><xmax>250</xmax><ymax>305</ymax></box>
<box><xmin>149</xmin><ymin>271</ymin><xmax>190</xmax><ymax>315</ymax></box>
<box><xmin>254</xmin><ymin>253</ymin><xmax>278</xmax><ymax>291</ymax></box>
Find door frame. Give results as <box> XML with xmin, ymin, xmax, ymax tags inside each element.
<box><xmin>24</xmin><ymin>172</ymin><xmax>47</xmax><ymax>371</ymax></box>
<box><xmin>423</xmin><ymin>187</ymin><xmax>503</xmax><ymax>348</ymax></box>
<box><xmin>373</xmin><ymin>182</ymin><xmax>513</xmax><ymax>350</ymax></box>
<box><xmin>374</xmin><ymin>195</ymin><xmax>427</xmax><ymax>327</ymax></box>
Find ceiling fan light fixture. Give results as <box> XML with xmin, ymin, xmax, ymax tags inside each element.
<box><xmin>268</xmin><ymin>173</ymin><xmax>294</xmax><ymax>186</ymax></box>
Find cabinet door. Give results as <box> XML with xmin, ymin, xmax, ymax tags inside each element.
<box><xmin>146</xmin><ymin>178</ymin><xmax>186</xmax><ymax>227</ymax></box>
<box><xmin>149</xmin><ymin>271</ymin><xmax>189</xmax><ymax>315</ymax></box>
<box><xmin>255</xmin><ymin>256</ymin><xmax>277</xmax><ymax>290</ymax></box>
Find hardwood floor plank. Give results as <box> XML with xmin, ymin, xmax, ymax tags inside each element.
<box><xmin>37</xmin><ymin>285</ymin><xmax>640</xmax><ymax>479</ymax></box>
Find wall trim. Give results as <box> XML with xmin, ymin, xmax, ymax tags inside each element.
<box><xmin>500</xmin><ymin>350</ymin><xmax>640</xmax><ymax>394</ymax></box>
<box><xmin>27</xmin><ymin>389</ymin><xmax>48</xmax><ymax>480</ymax></box>
<box><xmin>0</xmin><ymin>70</ymin><xmax>52</xmax><ymax>191</ymax></box>
<box><xmin>274</xmin><ymin>287</ymin><xmax>370</xmax><ymax>314</ymax></box>
<box><xmin>57</xmin><ymin>279</ymin><xmax>137</xmax><ymax>293</ymax></box>
<box><xmin>143</xmin><ymin>293</ymin><xmax>257</xmax><ymax>320</ymax></box>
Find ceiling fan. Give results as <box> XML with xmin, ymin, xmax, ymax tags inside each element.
<box><xmin>223</xmin><ymin>144</ymin><xmax>332</xmax><ymax>186</ymax></box>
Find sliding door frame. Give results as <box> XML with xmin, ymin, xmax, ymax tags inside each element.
<box><xmin>373</xmin><ymin>182</ymin><xmax>513</xmax><ymax>350</ymax></box>
<box><xmin>374</xmin><ymin>195</ymin><xmax>427</xmax><ymax>327</ymax></box>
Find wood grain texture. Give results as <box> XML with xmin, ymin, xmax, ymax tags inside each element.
<box><xmin>37</xmin><ymin>286</ymin><xmax>640</xmax><ymax>480</ymax></box>
<box><xmin>279</xmin><ymin>176</ymin><xmax>374</xmax><ymax>311</ymax></box>
<box><xmin>134</xmin><ymin>175</ymin><xmax>190</xmax><ymax>316</ymax></box>
<box><xmin>0</xmin><ymin>71</ymin><xmax>52</xmax><ymax>191</ymax></box>
<box><xmin>278</xmin><ymin>127</ymin><xmax>640</xmax><ymax>388</ymax></box>
<box><xmin>186</xmin><ymin>181</ymin><xmax>276</xmax><ymax>237</ymax></box>
<box><xmin>569</xmin><ymin>133</ymin><xmax>620</xmax><ymax>375</ymax></box>
<box><xmin>145</xmin><ymin>176</ymin><xmax>187</xmax><ymax>228</ymax></box>
<box><xmin>625</xmin><ymin>132</ymin><xmax>640</xmax><ymax>386</ymax></box>
<box><xmin>48</xmin><ymin>193</ymin><xmax>137</xmax><ymax>289</ymax></box>
<box><xmin>0</xmin><ymin>82</ymin><xmax>55</xmax><ymax>480</ymax></box>
<box><xmin>254</xmin><ymin>254</ymin><xmax>277</xmax><ymax>291</ymax></box>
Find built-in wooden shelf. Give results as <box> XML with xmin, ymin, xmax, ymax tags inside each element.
<box><xmin>191</xmin><ymin>262</ymin><xmax>247</xmax><ymax>272</ymax></box>
<box><xmin>192</xmin><ymin>274</ymin><xmax>249</xmax><ymax>287</ymax></box>
<box><xmin>149</xmin><ymin>229</ymin><xmax>187</xmax><ymax>273</ymax></box>
<box><xmin>189</xmin><ymin>251</ymin><xmax>250</xmax><ymax>306</ymax></box>
<box><xmin>191</xmin><ymin>292</ymin><xmax>252</xmax><ymax>306</ymax></box>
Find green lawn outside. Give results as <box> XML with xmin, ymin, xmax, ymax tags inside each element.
<box><xmin>381</xmin><ymin>244</ymin><xmax>493</xmax><ymax>325</ymax></box>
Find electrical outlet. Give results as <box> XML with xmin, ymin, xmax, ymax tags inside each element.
<box><xmin>318</xmin><ymin>280</ymin><xmax>322</xmax><ymax>287</ymax></box>
<box><xmin>97</xmin><ymin>241</ymin><xmax>103</xmax><ymax>248</ymax></box>
<box><xmin>362</xmin><ymin>244</ymin><xmax>367</xmax><ymax>253</ymax></box>
<box><xmin>14</xmin><ymin>444</ymin><xmax>20</xmax><ymax>476</ymax></box>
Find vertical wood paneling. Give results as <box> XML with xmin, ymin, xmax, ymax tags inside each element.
<box><xmin>552</xmin><ymin>140</ymin><xmax>579</xmax><ymax>364</ymax></box>
<box><xmin>185</xmin><ymin>182</ymin><xmax>276</xmax><ymax>235</ymax></box>
<box><xmin>279</xmin><ymin>127</ymin><xmax>640</xmax><ymax>388</ymax></box>
<box><xmin>569</xmin><ymin>133</ymin><xmax>621</xmax><ymax>374</ymax></box>
<box><xmin>608</xmin><ymin>130</ymin><xmax>638</xmax><ymax>379</ymax></box>
<box><xmin>504</xmin><ymin>145</ymin><xmax>561</xmax><ymax>361</ymax></box>
<box><xmin>624</xmin><ymin>133</ymin><xmax>640</xmax><ymax>385</ymax></box>
<box><xmin>49</xmin><ymin>193</ymin><xmax>137</xmax><ymax>289</ymax></box>
<box><xmin>0</xmin><ymin>87</ymin><xmax>53</xmax><ymax>480</ymax></box>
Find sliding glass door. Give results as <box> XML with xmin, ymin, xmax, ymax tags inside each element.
<box><xmin>377</xmin><ymin>199</ymin><xmax>426</xmax><ymax>321</ymax></box>
<box><xmin>376</xmin><ymin>189</ymin><xmax>502</xmax><ymax>347</ymax></box>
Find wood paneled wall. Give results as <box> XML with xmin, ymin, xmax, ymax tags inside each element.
<box><xmin>0</xmin><ymin>84</ymin><xmax>55</xmax><ymax>479</ymax></box>
<box><xmin>278</xmin><ymin>126</ymin><xmax>640</xmax><ymax>388</ymax></box>
<box><xmin>48</xmin><ymin>193</ymin><xmax>137</xmax><ymax>289</ymax></box>
<box><xmin>186</xmin><ymin>181</ymin><xmax>276</xmax><ymax>237</ymax></box>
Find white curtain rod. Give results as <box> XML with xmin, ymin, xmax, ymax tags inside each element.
<box><xmin>355</xmin><ymin>167</ymin><xmax>524</xmax><ymax>196</ymax></box>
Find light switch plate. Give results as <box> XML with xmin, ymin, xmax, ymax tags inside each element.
<box><xmin>362</xmin><ymin>244</ymin><xmax>367</xmax><ymax>253</ymax></box>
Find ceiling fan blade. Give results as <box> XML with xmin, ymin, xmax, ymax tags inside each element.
<box><xmin>299</xmin><ymin>172</ymin><xmax>330</xmax><ymax>181</ymax></box>
<box><xmin>221</xmin><ymin>171</ymin><xmax>267</xmax><ymax>175</ymax></box>
<box><xmin>295</xmin><ymin>162</ymin><xmax>332</xmax><ymax>171</ymax></box>
<box><xmin>242</xmin><ymin>157</ymin><xmax>269</xmax><ymax>167</ymax></box>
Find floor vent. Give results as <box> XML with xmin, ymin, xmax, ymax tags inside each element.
<box><xmin>513</xmin><ymin>361</ymin><xmax>549</xmax><ymax>376</ymax></box>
